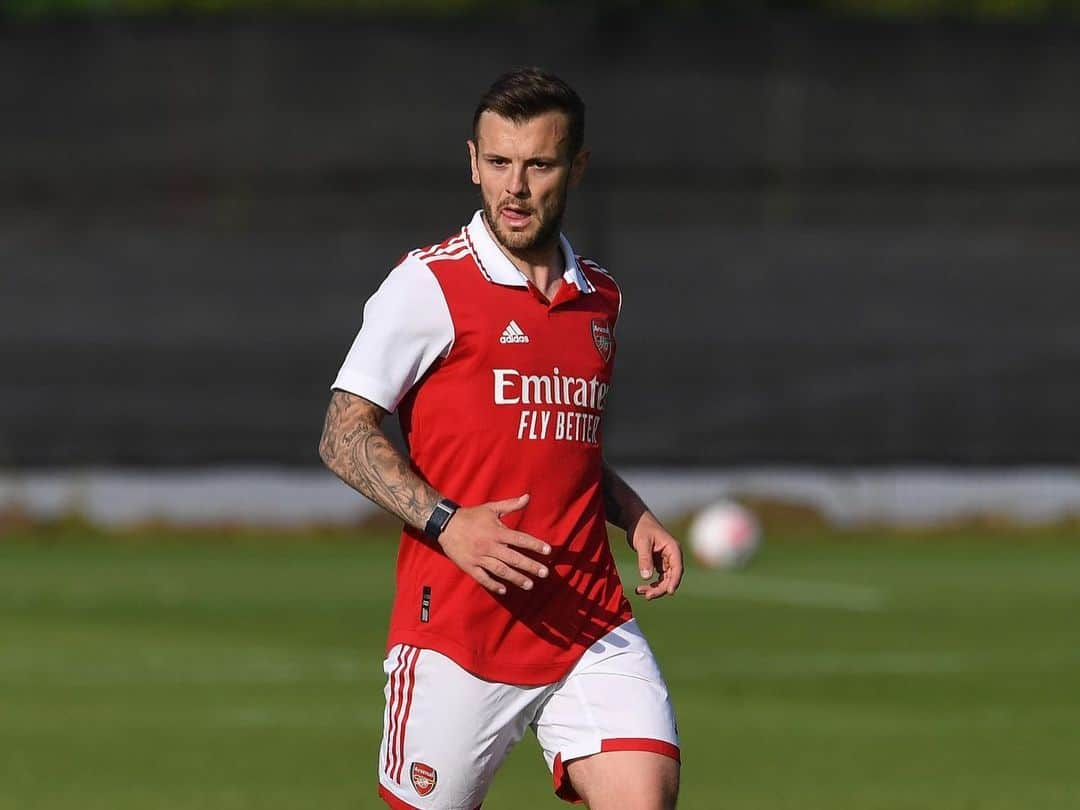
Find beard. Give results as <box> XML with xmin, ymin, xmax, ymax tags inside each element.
<box><xmin>481</xmin><ymin>188</ymin><xmax>567</xmax><ymax>255</ymax></box>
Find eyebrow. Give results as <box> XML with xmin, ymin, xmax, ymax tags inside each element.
<box><xmin>481</xmin><ymin>151</ymin><xmax>562</xmax><ymax>162</ymax></box>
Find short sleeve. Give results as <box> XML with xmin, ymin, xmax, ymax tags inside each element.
<box><xmin>331</xmin><ymin>255</ymin><xmax>454</xmax><ymax>412</ymax></box>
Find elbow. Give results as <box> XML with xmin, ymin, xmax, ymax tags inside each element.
<box><xmin>318</xmin><ymin>432</ymin><xmax>337</xmax><ymax>473</ymax></box>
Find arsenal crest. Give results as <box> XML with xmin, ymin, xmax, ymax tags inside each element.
<box><xmin>410</xmin><ymin>762</ymin><xmax>437</xmax><ymax>797</ymax></box>
<box><xmin>591</xmin><ymin>319</ymin><xmax>613</xmax><ymax>363</ymax></box>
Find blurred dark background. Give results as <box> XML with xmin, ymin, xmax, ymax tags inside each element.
<box><xmin>4</xmin><ymin>1</ymin><xmax>1079</xmax><ymax>468</ymax></box>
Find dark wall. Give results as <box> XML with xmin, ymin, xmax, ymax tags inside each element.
<box><xmin>4</xmin><ymin>18</ymin><xmax>1079</xmax><ymax>466</ymax></box>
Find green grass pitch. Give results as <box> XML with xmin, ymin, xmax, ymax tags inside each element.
<box><xmin>1</xmin><ymin>527</ymin><xmax>1078</xmax><ymax>809</ymax></box>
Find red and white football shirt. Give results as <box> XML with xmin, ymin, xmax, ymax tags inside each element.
<box><xmin>333</xmin><ymin>211</ymin><xmax>632</xmax><ymax>685</ymax></box>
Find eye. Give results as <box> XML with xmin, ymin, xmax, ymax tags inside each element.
<box><xmin>531</xmin><ymin>161</ymin><xmax>551</xmax><ymax>170</ymax></box>
<box><xmin>488</xmin><ymin>157</ymin><xmax>509</xmax><ymax>167</ymax></box>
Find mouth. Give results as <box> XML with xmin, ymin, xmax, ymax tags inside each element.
<box><xmin>499</xmin><ymin>205</ymin><xmax>533</xmax><ymax>228</ymax></box>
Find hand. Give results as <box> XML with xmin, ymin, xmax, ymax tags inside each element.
<box><xmin>437</xmin><ymin>494</ymin><xmax>551</xmax><ymax>596</ymax></box>
<box><xmin>629</xmin><ymin>511</ymin><xmax>684</xmax><ymax>600</ymax></box>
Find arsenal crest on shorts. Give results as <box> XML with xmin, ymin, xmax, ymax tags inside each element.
<box><xmin>410</xmin><ymin>762</ymin><xmax>437</xmax><ymax>797</ymax></box>
<box><xmin>591</xmin><ymin>319</ymin><xmax>613</xmax><ymax>363</ymax></box>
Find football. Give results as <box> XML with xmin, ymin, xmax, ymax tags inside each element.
<box><xmin>688</xmin><ymin>500</ymin><xmax>761</xmax><ymax>569</ymax></box>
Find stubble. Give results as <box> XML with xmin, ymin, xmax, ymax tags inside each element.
<box><xmin>481</xmin><ymin>187</ymin><xmax>568</xmax><ymax>256</ymax></box>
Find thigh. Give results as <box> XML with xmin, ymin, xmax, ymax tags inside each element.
<box><xmin>566</xmin><ymin>750</ymin><xmax>679</xmax><ymax>810</ymax></box>
<box><xmin>378</xmin><ymin>644</ymin><xmax>540</xmax><ymax>809</ymax></box>
<box><xmin>533</xmin><ymin>619</ymin><xmax>680</xmax><ymax>804</ymax></box>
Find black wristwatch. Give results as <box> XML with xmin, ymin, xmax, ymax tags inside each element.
<box><xmin>424</xmin><ymin>498</ymin><xmax>459</xmax><ymax>542</ymax></box>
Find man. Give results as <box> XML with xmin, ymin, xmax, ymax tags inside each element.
<box><xmin>319</xmin><ymin>67</ymin><xmax>684</xmax><ymax>810</ymax></box>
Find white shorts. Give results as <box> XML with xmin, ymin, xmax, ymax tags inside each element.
<box><xmin>376</xmin><ymin>619</ymin><xmax>679</xmax><ymax>809</ymax></box>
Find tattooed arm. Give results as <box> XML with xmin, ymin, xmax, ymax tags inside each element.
<box><xmin>318</xmin><ymin>389</ymin><xmax>439</xmax><ymax>530</ymax></box>
<box><xmin>318</xmin><ymin>389</ymin><xmax>550</xmax><ymax>594</ymax></box>
<box><xmin>601</xmin><ymin>460</ymin><xmax>684</xmax><ymax>600</ymax></box>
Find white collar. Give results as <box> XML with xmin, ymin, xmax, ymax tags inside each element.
<box><xmin>464</xmin><ymin>210</ymin><xmax>595</xmax><ymax>294</ymax></box>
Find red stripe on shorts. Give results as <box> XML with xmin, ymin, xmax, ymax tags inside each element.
<box><xmin>379</xmin><ymin>783</ymin><xmax>422</xmax><ymax>810</ymax></box>
<box><xmin>384</xmin><ymin>647</ymin><xmax>410</xmax><ymax>779</ymax></box>
<box><xmin>600</xmin><ymin>737</ymin><xmax>681</xmax><ymax>762</ymax></box>
<box><xmin>393</xmin><ymin>647</ymin><xmax>421</xmax><ymax>782</ymax></box>
<box><xmin>391</xmin><ymin>646</ymin><xmax>418</xmax><ymax>781</ymax></box>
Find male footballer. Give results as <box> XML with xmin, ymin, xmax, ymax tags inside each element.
<box><xmin>319</xmin><ymin>67</ymin><xmax>684</xmax><ymax>810</ymax></box>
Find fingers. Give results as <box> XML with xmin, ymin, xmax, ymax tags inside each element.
<box><xmin>634</xmin><ymin>544</ymin><xmax>663</xmax><ymax>600</ymax></box>
<box><xmin>664</xmin><ymin>545</ymin><xmax>685</xmax><ymax>593</ymax></box>
<box><xmin>480</xmin><ymin>556</ymin><xmax>536</xmax><ymax>591</ymax></box>
<box><xmin>635</xmin><ymin>575</ymin><xmax>664</xmax><ymax>599</ymax></box>
<box><xmin>636</xmin><ymin>541</ymin><xmax>655</xmax><ymax>580</ymax></box>
<box><xmin>496</xmin><ymin>547</ymin><xmax>549</xmax><ymax>580</ymax></box>
<box><xmin>440</xmin><ymin>499</ymin><xmax>552</xmax><ymax>596</ymax></box>
<box><xmin>472</xmin><ymin>567</ymin><xmax>508</xmax><ymax>596</ymax></box>
<box><xmin>490</xmin><ymin>493</ymin><xmax>530</xmax><ymax>518</ymax></box>
<box><xmin>465</xmin><ymin>556</ymin><xmax>545</xmax><ymax>595</ymax></box>
<box><xmin>635</xmin><ymin>577</ymin><xmax>671</xmax><ymax>600</ymax></box>
<box><xmin>481</xmin><ymin>494</ymin><xmax>551</xmax><ymax>554</ymax></box>
<box><xmin>478</xmin><ymin>546</ymin><xmax>550</xmax><ymax>592</ymax></box>
<box><xmin>634</xmin><ymin>544</ymin><xmax>684</xmax><ymax>600</ymax></box>
<box><xmin>503</xmin><ymin>530</ymin><xmax>551</xmax><ymax>556</ymax></box>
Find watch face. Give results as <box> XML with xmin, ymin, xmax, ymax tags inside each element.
<box><xmin>438</xmin><ymin>502</ymin><xmax>457</xmax><ymax>526</ymax></box>
<box><xmin>425</xmin><ymin>500</ymin><xmax>457</xmax><ymax>540</ymax></box>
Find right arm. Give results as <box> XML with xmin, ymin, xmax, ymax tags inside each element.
<box><xmin>318</xmin><ymin>389</ymin><xmax>550</xmax><ymax>594</ymax></box>
<box><xmin>318</xmin><ymin>389</ymin><xmax>440</xmax><ymax>530</ymax></box>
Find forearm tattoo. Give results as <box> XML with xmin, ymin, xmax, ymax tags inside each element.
<box><xmin>319</xmin><ymin>390</ymin><xmax>440</xmax><ymax>530</ymax></box>
<box><xmin>601</xmin><ymin>462</ymin><xmax>649</xmax><ymax>533</ymax></box>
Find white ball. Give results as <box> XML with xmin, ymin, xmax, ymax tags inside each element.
<box><xmin>688</xmin><ymin>501</ymin><xmax>761</xmax><ymax>569</ymax></box>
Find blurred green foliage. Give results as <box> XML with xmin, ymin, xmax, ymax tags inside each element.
<box><xmin>4</xmin><ymin>0</ymin><xmax>1080</xmax><ymax>20</ymax></box>
<box><xmin>1</xmin><ymin>0</ymin><xmax>499</xmax><ymax>17</ymax></box>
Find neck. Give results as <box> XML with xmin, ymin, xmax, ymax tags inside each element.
<box><xmin>484</xmin><ymin>218</ymin><xmax>565</xmax><ymax>299</ymax></box>
<box><xmin>509</xmin><ymin>242</ymin><xmax>564</xmax><ymax>298</ymax></box>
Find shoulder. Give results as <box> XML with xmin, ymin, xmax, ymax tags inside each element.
<box><xmin>376</xmin><ymin>227</ymin><xmax>473</xmax><ymax>295</ymax></box>
<box><xmin>366</xmin><ymin>250</ymin><xmax>447</xmax><ymax>315</ymax></box>
<box><xmin>578</xmin><ymin>256</ymin><xmax>622</xmax><ymax>317</ymax></box>
<box><xmin>578</xmin><ymin>256</ymin><xmax>620</xmax><ymax>296</ymax></box>
<box><xmin>407</xmin><ymin>228</ymin><xmax>473</xmax><ymax>271</ymax></box>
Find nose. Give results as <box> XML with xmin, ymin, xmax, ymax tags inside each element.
<box><xmin>507</xmin><ymin>164</ymin><xmax>528</xmax><ymax>198</ymax></box>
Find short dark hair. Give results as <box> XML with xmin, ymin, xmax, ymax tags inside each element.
<box><xmin>472</xmin><ymin>67</ymin><xmax>586</xmax><ymax>158</ymax></box>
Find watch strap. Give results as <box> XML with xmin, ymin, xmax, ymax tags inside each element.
<box><xmin>424</xmin><ymin>498</ymin><xmax>459</xmax><ymax>541</ymax></box>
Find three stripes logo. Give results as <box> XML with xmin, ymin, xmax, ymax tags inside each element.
<box><xmin>499</xmin><ymin>320</ymin><xmax>530</xmax><ymax>344</ymax></box>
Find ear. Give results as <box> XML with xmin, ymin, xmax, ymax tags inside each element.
<box><xmin>568</xmin><ymin>148</ymin><xmax>590</xmax><ymax>189</ymax></box>
<box><xmin>467</xmin><ymin>140</ymin><xmax>481</xmax><ymax>185</ymax></box>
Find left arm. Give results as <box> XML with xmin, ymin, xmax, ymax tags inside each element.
<box><xmin>602</xmin><ymin>461</ymin><xmax>684</xmax><ymax>600</ymax></box>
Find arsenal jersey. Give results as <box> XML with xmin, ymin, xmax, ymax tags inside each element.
<box><xmin>332</xmin><ymin>211</ymin><xmax>632</xmax><ymax>685</ymax></box>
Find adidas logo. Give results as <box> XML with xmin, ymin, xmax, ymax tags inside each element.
<box><xmin>499</xmin><ymin>320</ymin><xmax>530</xmax><ymax>344</ymax></box>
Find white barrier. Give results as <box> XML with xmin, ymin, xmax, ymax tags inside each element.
<box><xmin>4</xmin><ymin>467</ymin><xmax>1080</xmax><ymax>529</ymax></box>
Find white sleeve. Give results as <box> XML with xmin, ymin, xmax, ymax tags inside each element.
<box><xmin>331</xmin><ymin>255</ymin><xmax>454</xmax><ymax>412</ymax></box>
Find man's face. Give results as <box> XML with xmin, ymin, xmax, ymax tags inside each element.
<box><xmin>468</xmin><ymin>110</ymin><xmax>588</xmax><ymax>255</ymax></box>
